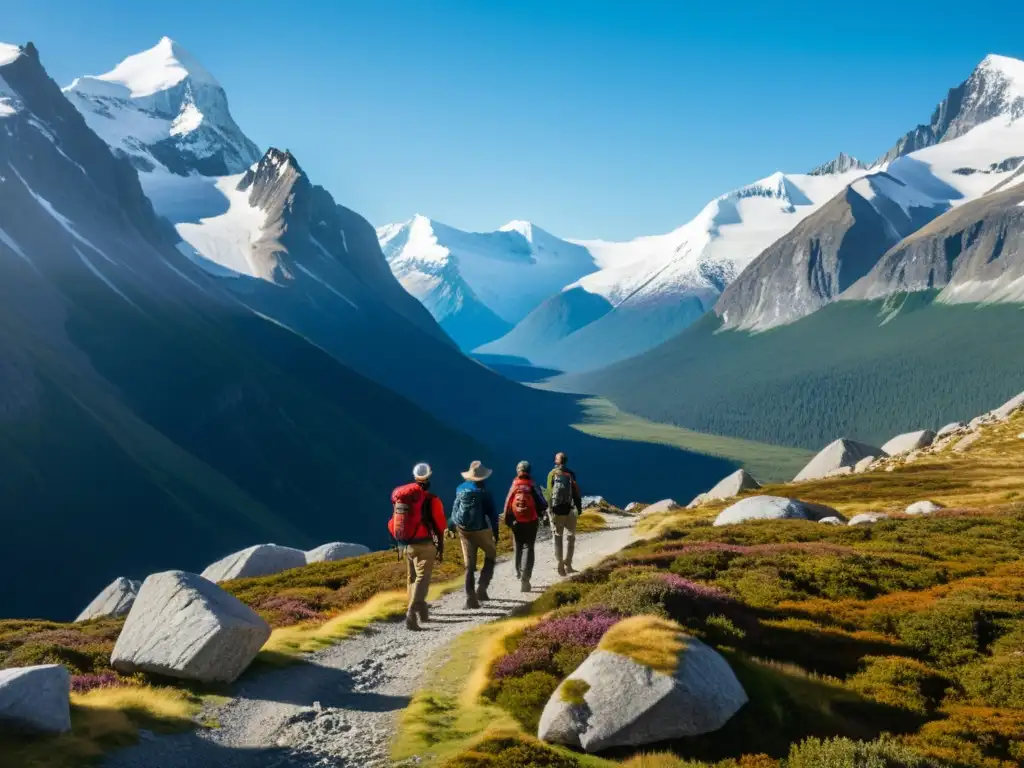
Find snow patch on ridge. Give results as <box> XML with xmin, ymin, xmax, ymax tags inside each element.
<box><xmin>0</xmin><ymin>43</ymin><xmax>22</xmax><ymax>67</ymax></box>
<box><xmin>175</xmin><ymin>173</ymin><xmax>267</xmax><ymax>278</ymax></box>
<box><xmin>83</xmin><ymin>36</ymin><xmax>219</xmax><ymax>99</ymax></box>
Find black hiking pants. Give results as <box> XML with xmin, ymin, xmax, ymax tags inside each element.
<box><xmin>512</xmin><ymin>520</ymin><xmax>539</xmax><ymax>580</ymax></box>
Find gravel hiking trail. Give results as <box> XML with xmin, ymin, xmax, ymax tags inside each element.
<box><xmin>104</xmin><ymin>515</ymin><xmax>638</xmax><ymax>768</ymax></box>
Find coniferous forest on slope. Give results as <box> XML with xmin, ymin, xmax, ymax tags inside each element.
<box><xmin>567</xmin><ymin>294</ymin><xmax>1024</xmax><ymax>452</ymax></box>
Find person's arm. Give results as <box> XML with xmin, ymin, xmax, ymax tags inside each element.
<box><xmin>572</xmin><ymin>472</ymin><xmax>583</xmax><ymax>514</ymax></box>
<box><xmin>533</xmin><ymin>484</ymin><xmax>548</xmax><ymax>514</ymax></box>
<box><xmin>546</xmin><ymin>469</ymin><xmax>555</xmax><ymax>504</ymax></box>
<box><xmin>431</xmin><ymin>496</ymin><xmax>447</xmax><ymax>535</ymax></box>
<box><xmin>485</xmin><ymin>492</ymin><xmax>499</xmax><ymax>538</ymax></box>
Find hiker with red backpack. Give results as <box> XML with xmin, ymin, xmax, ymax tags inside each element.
<box><xmin>389</xmin><ymin>463</ymin><xmax>447</xmax><ymax>631</ymax></box>
<box><xmin>547</xmin><ymin>452</ymin><xmax>583</xmax><ymax>576</ymax></box>
<box><xmin>450</xmin><ymin>460</ymin><xmax>499</xmax><ymax>609</ymax></box>
<box><xmin>503</xmin><ymin>460</ymin><xmax>549</xmax><ymax>593</ymax></box>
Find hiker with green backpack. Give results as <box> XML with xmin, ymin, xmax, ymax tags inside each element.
<box><xmin>547</xmin><ymin>452</ymin><xmax>583</xmax><ymax>576</ymax></box>
<box><xmin>450</xmin><ymin>460</ymin><xmax>500</xmax><ymax>609</ymax></box>
<box><xmin>503</xmin><ymin>460</ymin><xmax>549</xmax><ymax>593</ymax></box>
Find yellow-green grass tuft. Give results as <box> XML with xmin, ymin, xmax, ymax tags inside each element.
<box><xmin>560</xmin><ymin>678</ymin><xmax>591</xmax><ymax>705</ymax></box>
<box><xmin>598</xmin><ymin>615</ymin><xmax>687</xmax><ymax>675</ymax></box>
<box><xmin>576</xmin><ymin>510</ymin><xmax>607</xmax><ymax>533</ymax></box>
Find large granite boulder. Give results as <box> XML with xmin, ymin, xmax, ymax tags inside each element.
<box><xmin>714</xmin><ymin>496</ymin><xmax>842</xmax><ymax>527</ymax></box>
<box><xmin>640</xmin><ymin>499</ymin><xmax>680</xmax><ymax>516</ymax></box>
<box><xmin>818</xmin><ymin>516</ymin><xmax>845</xmax><ymax>525</ymax></box>
<box><xmin>581</xmin><ymin>496</ymin><xmax>605</xmax><ymax>509</ymax></box>
<box><xmin>848</xmin><ymin>512</ymin><xmax>890</xmax><ymax>527</ymax></box>
<box><xmin>689</xmin><ymin>469</ymin><xmax>760</xmax><ymax>507</ymax></box>
<box><xmin>112</xmin><ymin>571</ymin><xmax>271</xmax><ymax>684</ymax></box>
<box><xmin>75</xmin><ymin>577</ymin><xmax>142</xmax><ymax>622</ymax></box>
<box><xmin>854</xmin><ymin>456</ymin><xmax>878</xmax><ymax>473</ymax></box>
<box><xmin>0</xmin><ymin>665</ymin><xmax>71</xmax><ymax>733</ymax></box>
<box><xmin>794</xmin><ymin>439</ymin><xmax>886</xmax><ymax>482</ymax></box>
<box><xmin>304</xmin><ymin>542</ymin><xmax>370</xmax><ymax>564</ymax></box>
<box><xmin>539</xmin><ymin>618</ymin><xmax>746</xmax><ymax>751</ymax></box>
<box><xmin>937</xmin><ymin>421</ymin><xmax>966</xmax><ymax>438</ymax></box>
<box><xmin>993</xmin><ymin>391</ymin><xmax>1024</xmax><ymax>421</ymax></box>
<box><xmin>906</xmin><ymin>500</ymin><xmax>943</xmax><ymax>516</ymax></box>
<box><xmin>201</xmin><ymin>544</ymin><xmax>307</xmax><ymax>583</ymax></box>
<box><xmin>881</xmin><ymin>430</ymin><xmax>936</xmax><ymax>456</ymax></box>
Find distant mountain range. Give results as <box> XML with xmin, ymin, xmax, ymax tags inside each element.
<box><xmin>0</xmin><ymin>38</ymin><xmax>732</xmax><ymax>619</ymax></box>
<box><xmin>382</xmin><ymin>53</ymin><xmax>1024</xmax><ymax>374</ymax></box>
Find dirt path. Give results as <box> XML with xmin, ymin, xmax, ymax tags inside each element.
<box><xmin>104</xmin><ymin>516</ymin><xmax>637</xmax><ymax>768</ymax></box>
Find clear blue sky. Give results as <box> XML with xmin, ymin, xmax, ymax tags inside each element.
<box><xmin>6</xmin><ymin>0</ymin><xmax>1024</xmax><ymax>240</ymax></box>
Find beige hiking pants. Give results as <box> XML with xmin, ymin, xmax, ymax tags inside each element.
<box><xmin>404</xmin><ymin>541</ymin><xmax>437</xmax><ymax>611</ymax></box>
<box><xmin>552</xmin><ymin>512</ymin><xmax>577</xmax><ymax>568</ymax></box>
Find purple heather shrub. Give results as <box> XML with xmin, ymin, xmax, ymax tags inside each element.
<box><xmin>256</xmin><ymin>596</ymin><xmax>322</xmax><ymax>624</ymax></box>
<box><xmin>657</xmin><ymin>572</ymin><xmax>730</xmax><ymax>601</ymax></box>
<box><xmin>531</xmin><ymin>608</ymin><xmax>622</xmax><ymax>646</ymax></box>
<box><xmin>492</xmin><ymin>608</ymin><xmax>622</xmax><ymax>680</ymax></box>
<box><xmin>71</xmin><ymin>672</ymin><xmax>123</xmax><ymax>694</ymax></box>
<box><xmin>492</xmin><ymin>644</ymin><xmax>554</xmax><ymax>680</ymax></box>
<box><xmin>23</xmin><ymin>629</ymin><xmax>104</xmax><ymax>648</ymax></box>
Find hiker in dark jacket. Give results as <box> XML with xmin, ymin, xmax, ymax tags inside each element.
<box><xmin>503</xmin><ymin>460</ymin><xmax>548</xmax><ymax>593</ymax></box>
<box><xmin>389</xmin><ymin>463</ymin><xmax>447</xmax><ymax>631</ymax></box>
<box><xmin>546</xmin><ymin>452</ymin><xmax>582</xmax><ymax>576</ymax></box>
<box><xmin>450</xmin><ymin>460</ymin><xmax>500</xmax><ymax>609</ymax></box>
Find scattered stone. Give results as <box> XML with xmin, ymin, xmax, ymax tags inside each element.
<box><xmin>689</xmin><ymin>469</ymin><xmax>761</xmax><ymax>508</ymax></box>
<box><xmin>992</xmin><ymin>391</ymin><xmax>1024</xmax><ymax>421</ymax></box>
<box><xmin>954</xmin><ymin>432</ymin><xmax>982</xmax><ymax>453</ymax></box>
<box><xmin>714</xmin><ymin>496</ymin><xmax>842</xmax><ymax>527</ymax></box>
<box><xmin>826</xmin><ymin>466</ymin><xmax>853</xmax><ymax>477</ymax></box>
<box><xmin>854</xmin><ymin>456</ymin><xmax>877</xmax><ymax>473</ymax></box>
<box><xmin>905</xmin><ymin>500</ymin><xmax>944</xmax><ymax>516</ymax></box>
<box><xmin>818</xmin><ymin>516</ymin><xmax>845</xmax><ymax>525</ymax></box>
<box><xmin>793</xmin><ymin>439</ymin><xmax>886</xmax><ymax>482</ymax></box>
<box><xmin>881</xmin><ymin>430</ymin><xmax>936</xmax><ymax>456</ymax></box>
<box><xmin>201</xmin><ymin>544</ymin><xmax>307</xmax><ymax>583</ymax></box>
<box><xmin>904</xmin><ymin>450</ymin><xmax>921</xmax><ymax>464</ymax></box>
<box><xmin>848</xmin><ymin>512</ymin><xmax>890</xmax><ymax>526</ymax></box>
<box><xmin>969</xmin><ymin>414</ymin><xmax>992</xmax><ymax>431</ymax></box>
<box><xmin>640</xmin><ymin>499</ymin><xmax>680</xmax><ymax>516</ymax></box>
<box><xmin>304</xmin><ymin>542</ymin><xmax>370</xmax><ymax>564</ymax></box>
<box><xmin>581</xmin><ymin>496</ymin><xmax>606</xmax><ymax>509</ymax></box>
<box><xmin>112</xmin><ymin>570</ymin><xmax>271</xmax><ymax>684</ymax></box>
<box><xmin>1018</xmin><ymin>433</ymin><xmax>1024</xmax><ymax>440</ymax></box>
<box><xmin>75</xmin><ymin>577</ymin><xmax>142</xmax><ymax>622</ymax></box>
<box><xmin>624</xmin><ymin>502</ymin><xmax>640</xmax><ymax>512</ymax></box>
<box><xmin>0</xmin><ymin>665</ymin><xmax>71</xmax><ymax>734</ymax></box>
<box><xmin>538</xmin><ymin>639</ymin><xmax>746</xmax><ymax>751</ymax></box>
<box><xmin>936</xmin><ymin>421</ymin><xmax>966</xmax><ymax>438</ymax></box>
<box><xmin>687</xmin><ymin>493</ymin><xmax>708</xmax><ymax>509</ymax></box>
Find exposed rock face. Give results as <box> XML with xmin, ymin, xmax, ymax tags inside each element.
<box><xmin>201</xmin><ymin>544</ymin><xmax>307</xmax><ymax>583</ymax></box>
<box><xmin>538</xmin><ymin>642</ymin><xmax>746</xmax><ymax>751</ymax></box>
<box><xmin>906</xmin><ymin>500</ymin><xmax>944</xmax><ymax>516</ymax></box>
<box><xmin>937</xmin><ymin>421</ymin><xmax>967</xmax><ymax>437</ymax></box>
<box><xmin>875</xmin><ymin>55</ymin><xmax>1024</xmax><ymax>165</ymax></box>
<box><xmin>793</xmin><ymin>439</ymin><xmax>886</xmax><ymax>482</ymax></box>
<box><xmin>809</xmin><ymin>152</ymin><xmax>867</xmax><ymax>176</ymax></box>
<box><xmin>581</xmin><ymin>496</ymin><xmax>606</xmax><ymax>509</ymax></box>
<box><xmin>624</xmin><ymin>502</ymin><xmax>640</xmax><ymax>512</ymax></box>
<box><xmin>0</xmin><ymin>665</ymin><xmax>71</xmax><ymax>733</ymax></box>
<box><xmin>690</xmin><ymin>469</ymin><xmax>760</xmax><ymax>507</ymax></box>
<box><xmin>882</xmin><ymin>430</ymin><xmax>936</xmax><ymax>456</ymax></box>
<box><xmin>844</xmin><ymin>180</ymin><xmax>1024</xmax><ymax>305</ymax></box>
<box><xmin>715</xmin><ymin>175</ymin><xmax>946</xmax><ymax>332</ymax></box>
<box><xmin>641</xmin><ymin>499</ymin><xmax>680</xmax><ymax>516</ymax></box>
<box><xmin>75</xmin><ymin>577</ymin><xmax>142</xmax><ymax>622</ymax></box>
<box><xmin>849</xmin><ymin>512</ymin><xmax>890</xmax><ymax>526</ymax></box>
<box><xmin>304</xmin><ymin>542</ymin><xmax>370</xmax><ymax>565</ymax></box>
<box><xmin>714</xmin><ymin>496</ymin><xmax>841</xmax><ymax>526</ymax></box>
<box><xmin>112</xmin><ymin>571</ymin><xmax>270</xmax><ymax>683</ymax></box>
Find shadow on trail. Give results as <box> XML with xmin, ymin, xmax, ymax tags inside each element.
<box><xmin>238</xmin><ymin>663</ymin><xmax>411</xmax><ymax>711</ymax></box>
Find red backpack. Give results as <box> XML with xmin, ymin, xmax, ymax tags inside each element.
<box><xmin>510</xmin><ymin>477</ymin><xmax>538</xmax><ymax>523</ymax></box>
<box><xmin>391</xmin><ymin>483</ymin><xmax>426</xmax><ymax>544</ymax></box>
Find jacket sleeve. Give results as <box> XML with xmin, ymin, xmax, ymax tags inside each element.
<box><xmin>503</xmin><ymin>485</ymin><xmax>515</xmax><ymax>516</ymax></box>
<box><xmin>533</xmin><ymin>484</ymin><xmax>549</xmax><ymax>514</ymax></box>
<box><xmin>484</xmin><ymin>492</ymin><xmax>499</xmax><ymax>535</ymax></box>
<box><xmin>545</xmin><ymin>469</ymin><xmax>555</xmax><ymax>503</ymax></box>
<box><xmin>430</xmin><ymin>496</ymin><xmax>447</xmax><ymax>534</ymax></box>
<box><xmin>572</xmin><ymin>472</ymin><xmax>583</xmax><ymax>513</ymax></box>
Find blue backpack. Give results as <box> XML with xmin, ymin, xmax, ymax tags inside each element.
<box><xmin>451</xmin><ymin>485</ymin><xmax>486</xmax><ymax>531</ymax></box>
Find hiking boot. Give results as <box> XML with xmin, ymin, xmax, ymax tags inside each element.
<box><xmin>405</xmin><ymin>610</ymin><xmax>420</xmax><ymax>631</ymax></box>
<box><xmin>520</xmin><ymin>578</ymin><xmax>531</xmax><ymax>593</ymax></box>
<box><xmin>557</xmin><ymin>562</ymin><xmax>566</xmax><ymax>577</ymax></box>
<box><xmin>565</xmin><ymin>564</ymin><xmax>577</xmax><ymax>574</ymax></box>
<box><xmin>415</xmin><ymin>602</ymin><xmax>429</xmax><ymax>623</ymax></box>
<box><xmin>464</xmin><ymin>595</ymin><xmax>481</xmax><ymax>610</ymax></box>
<box><xmin>475</xmin><ymin>587</ymin><xmax>490</xmax><ymax>602</ymax></box>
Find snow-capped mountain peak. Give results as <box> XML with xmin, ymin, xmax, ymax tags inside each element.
<box><xmin>64</xmin><ymin>38</ymin><xmax>260</xmax><ymax>177</ymax></box>
<box><xmin>79</xmin><ymin>37</ymin><xmax>218</xmax><ymax>99</ymax></box>
<box><xmin>499</xmin><ymin>219</ymin><xmax>536</xmax><ymax>240</ymax></box>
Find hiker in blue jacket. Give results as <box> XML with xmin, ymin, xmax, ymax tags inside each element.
<box><xmin>449</xmin><ymin>460</ymin><xmax>500</xmax><ymax>609</ymax></box>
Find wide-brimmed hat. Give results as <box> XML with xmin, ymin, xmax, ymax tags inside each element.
<box><xmin>461</xmin><ymin>460</ymin><xmax>493</xmax><ymax>482</ymax></box>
